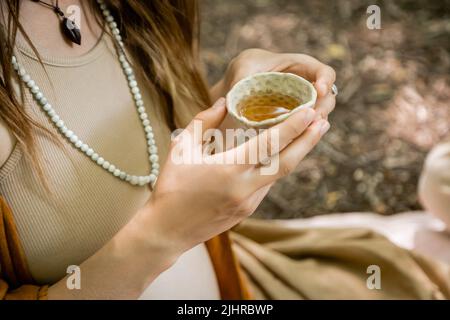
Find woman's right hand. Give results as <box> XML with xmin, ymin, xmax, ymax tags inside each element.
<box><xmin>47</xmin><ymin>97</ymin><xmax>330</xmax><ymax>299</ymax></box>
<box><xmin>138</xmin><ymin>97</ymin><xmax>330</xmax><ymax>255</ymax></box>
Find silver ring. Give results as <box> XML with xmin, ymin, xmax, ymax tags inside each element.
<box><xmin>331</xmin><ymin>84</ymin><xmax>338</xmax><ymax>96</ymax></box>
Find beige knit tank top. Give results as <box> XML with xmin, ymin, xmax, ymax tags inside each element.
<box><xmin>0</xmin><ymin>33</ymin><xmax>220</xmax><ymax>299</ymax></box>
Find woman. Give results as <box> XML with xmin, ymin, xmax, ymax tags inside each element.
<box><xmin>0</xmin><ymin>0</ymin><xmax>336</xmax><ymax>299</ymax></box>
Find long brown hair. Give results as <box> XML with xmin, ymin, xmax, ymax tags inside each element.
<box><xmin>0</xmin><ymin>0</ymin><xmax>210</xmax><ymax>180</ymax></box>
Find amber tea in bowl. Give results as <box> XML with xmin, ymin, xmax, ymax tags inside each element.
<box><xmin>226</xmin><ymin>72</ymin><xmax>317</xmax><ymax>128</ymax></box>
<box><xmin>237</xmin><ymin>93</ymin><xmax>303</xmax><ymax>122</ymax></box>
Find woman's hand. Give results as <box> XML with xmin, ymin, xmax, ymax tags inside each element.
<box><xmin>211</xmin><ymin>49</ymin><xmax>337</xmax><ymax>120</ymax></box>
<box><xmin>140</xmin><ymin>98</ymin><xmax>329</xmax><ymax>253</ymax></box>
<box><xmin>48</xmin><ymin>97</ymin><xmax>328</xmax><ymax>300</ymax></box>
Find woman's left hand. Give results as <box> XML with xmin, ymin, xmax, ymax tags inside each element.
<box><xmin>211</xmin><ymin>49</ymin><xmax>337</xmax><ymax>120</ymax></box>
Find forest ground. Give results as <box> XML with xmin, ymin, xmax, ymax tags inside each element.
<box><xmin>201</xmin><ymin>0</ymin><xmax>450</xmax><ymax>218</ymax></box>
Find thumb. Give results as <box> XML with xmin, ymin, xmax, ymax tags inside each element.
<box><xmin>183</xmin><ymin>98</ymin><xmax>227</xmax><ymax>144</ymax></box>
<box><xmin>197</xmin><ymin>97</ymin><xmax>227</xmax><ymax>130</ymax></box>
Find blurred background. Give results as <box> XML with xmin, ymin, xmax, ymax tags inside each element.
<box><xmin>200</xmin><ymin>0</ymin><xmax>450</xmax><ymax>218</ymax></box>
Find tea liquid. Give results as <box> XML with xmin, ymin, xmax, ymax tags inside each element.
<box><xmin>238</xmin><ymin>93</ymin><xmax>301</xmax><ymax>122</ymax></box>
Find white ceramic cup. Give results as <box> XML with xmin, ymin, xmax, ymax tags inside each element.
<box><xmin>226</xmin><ymin>72</ymin><xmax>317</xmax><ymax>128</ymax></box>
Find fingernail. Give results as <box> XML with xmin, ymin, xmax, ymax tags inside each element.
<box><xmin>320</xmin><ymin>121</ymin><xmax>330</xmax><ymax>136</ymax></box>
<box><xmin>212</xmin><ymin>97</ymin><xmax>226</xmax><ymax>109</ymax></box>
<box><xmin>304</xmin><ymin>108</ymin><xmax>315</xmax><ymax>125</ymax></box>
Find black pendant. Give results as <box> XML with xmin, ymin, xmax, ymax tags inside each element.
<box><xmin>61</xmin><ymin>17</ymin><xmax>81</xmax><ymax>45</ymax></box>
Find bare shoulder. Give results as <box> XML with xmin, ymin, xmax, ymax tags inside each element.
<box><xmin>0</xmin><ymin>117</ymin><xmax>15</xmax><ymax>168</ymax></box>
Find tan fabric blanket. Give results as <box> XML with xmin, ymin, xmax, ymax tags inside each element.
<box><xmin>231</xmin><ymin>218</ymin><xmax>450</xmax><ymax>299</ymax></box>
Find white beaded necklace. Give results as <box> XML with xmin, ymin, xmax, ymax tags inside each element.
<box><xmin>12</xmin><ymin>0</ymin><xmax>159</xmax><ymax>188</ymax></box>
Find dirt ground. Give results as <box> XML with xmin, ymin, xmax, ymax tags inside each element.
<box><xmin>200</xmin><ymin>0</ymin><xmax>450</xmax><ymax>218</ymax></box>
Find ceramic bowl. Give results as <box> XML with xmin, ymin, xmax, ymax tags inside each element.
<box><xmin>226</xmin><ymin>72</ymin><xmax>317</xmax><ymax>128</ymax></box>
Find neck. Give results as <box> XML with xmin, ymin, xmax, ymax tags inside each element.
<box><xmin>7</xmin><ymin>0</ymin><xmax>103</xmax><ymax>58</ymax></box>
